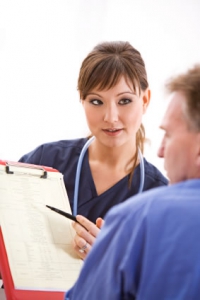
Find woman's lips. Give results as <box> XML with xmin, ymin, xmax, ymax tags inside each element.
<box><xmin>102</xmin><ymin>128</ymin><xmax>123</xmax><ymax>136</ymax></box>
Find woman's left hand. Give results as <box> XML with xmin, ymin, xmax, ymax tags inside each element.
<box><xmin>72</xmin><ymin>215</ymin><xmax>104</xmax><ymax>259</ymax></box>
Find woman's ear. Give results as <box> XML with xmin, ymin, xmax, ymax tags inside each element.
<box><xmin>142</xmin><ymin>89</ymin><xmax>151</xmax><ymax>114</ymax></box>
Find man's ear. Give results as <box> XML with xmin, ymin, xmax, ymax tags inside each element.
<box><xmin>142</xmin><ymin>89</ymin><xmax>151</xmax><ymax>114</ymax></box>
<box><xmin>196</xmin><ymin>132</ymin><xmax>200</xmax><ymax>168</ymax></box>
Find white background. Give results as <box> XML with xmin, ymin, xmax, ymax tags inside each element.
<box><xmin>0</xmin><ymin>0</ymin><xmax>200</xmax><ymax>176</ymax></box>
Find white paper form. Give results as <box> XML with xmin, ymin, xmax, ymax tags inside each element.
<box><xmin>0</xmin><ymin>164</ymin><xmax>83</xmax><ymax>291</ymax></box>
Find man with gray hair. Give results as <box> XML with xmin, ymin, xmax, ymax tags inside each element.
<box><xmin>66</xmin><ymin>65</ymin><xmax>200</xmax><ymax>300</ymax></box>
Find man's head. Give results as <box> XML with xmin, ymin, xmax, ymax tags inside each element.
<box><xmin>158</xmin><ymin>65</ymin><xmax>200</xmax><ymax>184</ymax></box>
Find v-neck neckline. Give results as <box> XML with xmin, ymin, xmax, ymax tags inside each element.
<box><xmin>85</xmin><ymin>150</ymin><xmax>141</xmax><ymax>198</ymax></box>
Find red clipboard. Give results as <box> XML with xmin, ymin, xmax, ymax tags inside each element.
<box><xmin>0</xmin><ymin>229</ymin><xmax>64</xmax><ymax>300</ymax></box>
<box><xmin>0</xmin><ymin>160</ymin><xmax>70</xmax><ymax>300</ymax></box>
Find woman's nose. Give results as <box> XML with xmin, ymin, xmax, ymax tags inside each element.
<box><xmin>103</xmin><ymin>104</ymin><xmax>119</xmax><ymax>123</ymax></box>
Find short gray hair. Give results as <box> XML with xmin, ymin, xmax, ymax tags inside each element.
<box><xmin>165</xmin><ymin>64</ymin><xmax>200</xmax><ymax>131</ymax></box>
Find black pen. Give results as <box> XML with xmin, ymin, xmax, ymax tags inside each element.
<box><xmin>46</xmin><ymin>205</ymin><xmax>78</xmax><ymax>222</ymax></box>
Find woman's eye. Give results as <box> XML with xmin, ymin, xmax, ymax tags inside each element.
<box><xmin>119</xmin><ymin>98</ymin><xmax>132</xmax><ymax>105</ymax></box>
<box><xmin>90</xmin><ymin>99</ymin><xmax>103</xmax><ymax>105</ymax></box>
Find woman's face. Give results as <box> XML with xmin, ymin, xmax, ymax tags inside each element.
<box><xmin>81</xmin><ymin>76</ymin><xmax>150</xmax><ymax>148</ymax></box>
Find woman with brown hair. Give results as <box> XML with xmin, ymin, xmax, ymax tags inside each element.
<box><xmin>19</xmin><ymin>41</ymin><xmax>168</xmax><ymax>259</ymax></box>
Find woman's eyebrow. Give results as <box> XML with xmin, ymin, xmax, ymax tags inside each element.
<box><xmin>87</xmin><ymin>91</ymin><xmax>136</xmax><ymax>97</ymax></box>
<box><xmin>117</xmin><ymin>91</ymin><xmax>136</xmax><ymax>96</ymax></box>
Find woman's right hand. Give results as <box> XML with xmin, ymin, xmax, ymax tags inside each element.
<box><xmin>72</xmin><ymin>215</ymin><xmax>104</xmax><ymax>260</ymax></box>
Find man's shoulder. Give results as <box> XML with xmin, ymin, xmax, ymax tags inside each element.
<box><xmin>107</xmin><ymin>179</ymin><xmax>200</xmax><ymax>223</ymax></box>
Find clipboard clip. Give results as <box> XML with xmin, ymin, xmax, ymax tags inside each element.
<box><xmin>5</xmin><ymin>162</ymin><xmax>48</xmax><ymax>179</ymax></box>
<box><xmin>5</xmin><ymin>165</ymin><xmax>14</xmax><ymax>175</ymax></box>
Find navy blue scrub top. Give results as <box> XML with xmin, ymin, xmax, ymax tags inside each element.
<box><xmin>19</xmin><ymin>138</ymin><xmax>168</xmax><ymax>223</ymax></box>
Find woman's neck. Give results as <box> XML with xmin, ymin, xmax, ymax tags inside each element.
<box><xmin>88</xmin><ymin>139</ymin><xmax>138</xmax><ymax>172</ymax></box>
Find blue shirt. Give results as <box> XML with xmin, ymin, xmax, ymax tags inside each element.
<box><xmin>66</xmin><ymin>179</ymin><xmax>200</xmax><ymax>300</ymax></box>
<box><xmin>19</xmin><ymin>138</ymin><xmax>168</xmax><ymax>223</ymax></box>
